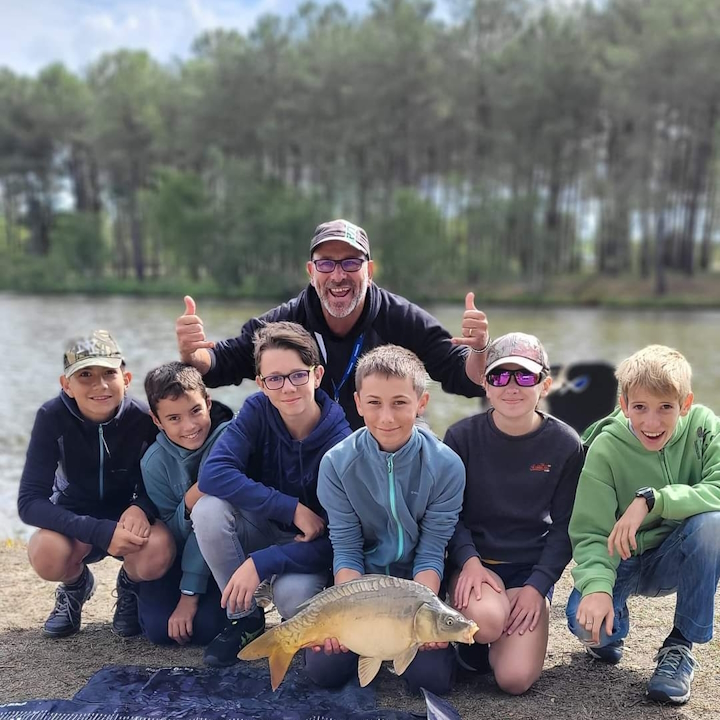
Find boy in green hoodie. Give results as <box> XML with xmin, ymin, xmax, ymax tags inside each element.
<box><xmin>566</xmin><ymin>345</ymin><xmax>720</xmax><ymax>705</ymax></box>
<box><xmin>138</xmin><ymin>362</ymin><xmax>232</xmax><ymax>645</ymax></box>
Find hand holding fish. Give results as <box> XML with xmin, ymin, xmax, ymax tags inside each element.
<box><xmin>293</xmin><ymin>502</ymin><xmax>326</xmax><ymax>542</ymax></box>
<box><xmin>222</xmin><ymin>558</ymin><xmax>260</xmax><ymax>614</ymax></box>
<box><xmin>453</xmin><ymin>557</ymin><xmax>503</xmax><ymax>609</ymax></box>
<box><xmin>505</xmin><ymin>585</ymin><xmax>544</xmax><ymax>636</ymax></box>
<box><xmin>309</xmin><ymin>637</ymin><xmax>349</xmax><ymax>655</ymax></box>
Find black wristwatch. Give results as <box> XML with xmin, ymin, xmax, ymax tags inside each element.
<box><xmin>635</xmin><ymin>487</ymin><xmax>655</xmax><ymax>512</ymax></box>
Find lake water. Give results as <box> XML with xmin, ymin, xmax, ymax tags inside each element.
<box><xmin>3</xmin><ymin>292</ymin><xmax>719</xmax><ymax>539</ymax></box>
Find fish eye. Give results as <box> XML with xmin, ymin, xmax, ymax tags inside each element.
<box><xmin>444</xmin><ymin>617</ymin><xmax>455</xmax><ymax>626</ymax></box>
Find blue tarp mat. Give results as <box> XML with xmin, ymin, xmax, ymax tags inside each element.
<box><xmin>0</xmin><ymin>664</ymin><xmax>461</xmax><ymax>720</ymax></box>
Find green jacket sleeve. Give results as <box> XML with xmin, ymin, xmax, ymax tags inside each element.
<box><xmin>569</xmin><ymin>447</ymin><xmax>621</xmax><ymax>598</ymax></box>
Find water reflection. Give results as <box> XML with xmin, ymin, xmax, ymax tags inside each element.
<box><xmin>2</xmin><ymin>292</ymin><xmax>719</xmax><ymax>539</ymax></box>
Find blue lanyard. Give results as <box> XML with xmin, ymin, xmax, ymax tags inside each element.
<box><xmin>332</xmin><ymin>333</ymin><xmax>365</xmax><ymax>403</ymax></box>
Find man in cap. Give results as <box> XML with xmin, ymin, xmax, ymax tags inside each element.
<box><xmin>176</xmin><ymin>219</ymin><xmax>489</xmax><ymax>429</ymax></box>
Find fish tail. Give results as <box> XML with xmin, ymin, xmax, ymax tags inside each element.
<box><xmin>238</xmin><ymin>626</ymin><xmax>299</xmax><ymax>691</ymax></box>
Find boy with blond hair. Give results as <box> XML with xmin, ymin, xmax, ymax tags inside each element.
<box><xmin>567</xmin><ymin>344</ymin><xmax>720</xmax><ymax>705</ymax></box>
<box><xmin>308</xmin><ymin>345</ymin><xmax>466</xmax><ymax>695</ymax></box>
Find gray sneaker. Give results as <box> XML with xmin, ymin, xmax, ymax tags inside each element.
<box><xmin>42</xmin><ymin>566</ymin><xmax>96</xmax><ymax>638</ymax></box>
<box><xmin>646</xmin><ymin>644</ymin><xmax>697</xmax><ymax>704</ymax></box>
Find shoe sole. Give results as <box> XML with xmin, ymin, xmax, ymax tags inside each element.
<box><xmin>646</xmin><ymin>687</ymin><xmax>692</xmax><ymax>705</ymax></box>
<box><xmin>586</xmin><ymin>646</ymin><xmax>623</xmax><ymax>665</ymax></box>
<box><xmin>41</xmin><ymin>574</ymin><xmax>97</xmax><ymax>638</ymax></box>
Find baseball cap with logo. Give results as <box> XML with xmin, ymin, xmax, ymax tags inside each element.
<box><xmin>309</xmin><ymin>219</ymin><xmax>371</xmax><ymax>258</ymax></box>
<box><xmin>485</xmin><ymin>332</ymin><xmax>550</xmax><ymax>376</ymax></box>
<box><xmin>63</xmin><ymin>330</ymin><xmax>124</xmax><ymax>379</ymax></box>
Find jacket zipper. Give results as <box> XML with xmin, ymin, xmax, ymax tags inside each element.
<box><xmin>386</xmin><ymin>455</ymin><xmax>404</xmax><ymax>564</ymax></box>
<box><xmin>98</xmin><ymin>424</ymin><xmax>105</xmax><ymax>501</ymax></box>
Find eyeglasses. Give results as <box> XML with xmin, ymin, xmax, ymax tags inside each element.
<box><xmin>312</xmin><ymin>258</ymin><xmax>366</xmax><ymax>273</ymax></box>
<box><xmin>486</xmin><ymin>369</ymin><xmax>545</xmax><ymax>387</ymax></box>
<box><xmin>259</xmin><ymin>367</ymin><xmax>315</xmax><ymax>391</ymax></box>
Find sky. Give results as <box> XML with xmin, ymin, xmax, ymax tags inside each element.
<box><xmin>0</xmin><ymin>0</ymin><xmax>373</xmax><ymax>76</ymax></box>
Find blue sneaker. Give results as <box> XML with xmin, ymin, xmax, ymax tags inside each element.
<box><xmin>586</xmin><ymin>639</ymin><xmax>624</xmax><ymax>664</ymax></box>
<box><xmin>646</xmin><ymin>644</ymin><xmax>696</xmax><ymax>704</ymax></box>
<box><xmin>42</xmin><ymin>566</ymin><xmax>96</xmax><ymax>638</ymax></box>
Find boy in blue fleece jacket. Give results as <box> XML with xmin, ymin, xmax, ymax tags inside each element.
<box><xmin>192</xmin><ymin>321</ymin><xmax>351</xmax><ymax>667</ymax></box>
<box><xmin>308</xmin><ymin>344</ymin><xmax>466</xmax><ymax>696</ymax></box>
<box><xmin>138</xmin><ymin>362</ymin><xmax>233</xmax><ymax>646</ymax></box>
<box><xmin>18</xmin><ymin>330</ymin><xmax>175</xmax><ymax>640</ymax></box>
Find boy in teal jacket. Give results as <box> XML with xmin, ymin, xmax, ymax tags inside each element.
<box><xmin>138</xmin><ymin>362</ymin><xmax>231</xmax><ymax>645</ymax></box>
<box><xmin>308</xmin><ymin>344</ymin><xmax>466</xmax><ymax>696</ymax></box>
<box><xmin>566</xmin><ymin>345</ymin><xmax>720</xmax><ymax>705</ymax></box>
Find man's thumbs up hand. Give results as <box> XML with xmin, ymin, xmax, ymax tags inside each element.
<box><xmin>176</xmin><ymin>295</ymin><xmax>215</xmax><ymax>367</ymax></box>
<box><xmin>452</xmin><ymin>291</ymin><xmax>489</xmax><ymax>352</ymax></box>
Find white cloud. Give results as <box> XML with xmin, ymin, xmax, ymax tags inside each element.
<box><xmin>0</xmin><ymin>0</ymin><xmax>293</xmax><ymax>75</ymax></box>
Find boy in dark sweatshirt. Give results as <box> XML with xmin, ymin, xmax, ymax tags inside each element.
<box><xmin>192</xmin><ymin>321</ymin><xmax>351</xmax><ymax>667</ymax></box>
<box><xmin>18</xmin><ymin>330</ymin><xmax>175</xmax><ymax>639</ymax></box>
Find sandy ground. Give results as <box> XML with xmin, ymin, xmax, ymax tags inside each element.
<box><xmin>1</xmin><ymin>541</ymin><xmax>719</xmax><ymax>719</ymax></box>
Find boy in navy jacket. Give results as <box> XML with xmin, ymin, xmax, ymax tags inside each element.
<box><xmin>18</xmin><ymin>330</ymin><xmax>175</xmax><ymax>639</ymax></box>
<box><xmin>192</xmin><ymin>321</ymin><xmax>351</xmax><ymax>667</ymax></box>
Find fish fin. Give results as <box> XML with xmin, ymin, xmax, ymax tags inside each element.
<box><xmin>238</xmin><ymin>626</ymin><xmax>280</xmax><ymax>660</ymax></box>
<box><xmin>357</xmin><ymin>656</ymin><xmax>383</xmax><ymax>687</ymax></box>
<box><xmin>392</xmin><ymin>645</ymin><xmax>419</xmax><ymax>676</ymax></box>
<box><xmin>268</xmin><ymin>647</ymin><xmax>296</xmax><ymax>692</ymax></box>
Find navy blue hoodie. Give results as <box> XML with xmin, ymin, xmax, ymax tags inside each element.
<box><xmin>199</xmin><ymin>388</ymin><xmax>351</xmax><ymax>580</ymax></box>
<box><xmin>202</xmin><ymin>283</ymin><xmax>484</xmax><ymax>430</ymax></box>
<box><xmin>17</xmin><ymin>392</ymin><xmax>158</xmax><ymax>551</ymax></box>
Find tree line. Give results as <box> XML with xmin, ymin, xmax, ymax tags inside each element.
<box><xmin>1</xmin><ymin>0</ymin><xmax>719</xmax><ymax>300</ymax></box>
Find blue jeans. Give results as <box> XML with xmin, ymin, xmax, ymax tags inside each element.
<box><xmin>192</xmin><ymin>495</ymin><xmax>328</xmax><ymax>621</ymax></box>
<box><xmin>303</xmin><ymin>644</ymin><xmax>456</xmax><ymax>696</ymax></box>
<box><xmin>566</xmin><ymin>512</ymin><xmax>720</xmax><ymax>646</ymax></box>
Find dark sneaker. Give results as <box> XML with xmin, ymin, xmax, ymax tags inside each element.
<box><xmin>455</xmin><ymin>642</ymin><xmax>491</xmax><ymax>674</ymax></box>
<box><xmin>42</xmin><ymin>566</ymin><xmax>96</xmax><ymax>638</ymax></box>
<box><xmin>586</xmin><ymin>639</ymin><xmax>624</xmax><ymax>665</ymax></box>
<box><xmin>646</xmin><ymin>644</ymin><xmax>697</xmax><ymax>704</ymax></box>
<box><xmin>203</xmin><ymin>609</ymin><xmax>266</xmax><ymax>667</ymax></box>
<box><xmin>254</xmin><ymin>579</ymin><xmax>274</xmax><ymax>609</ymax></box>
<box><xmin>112</xmin><ymin>567</ymin><xmax>141</xmax><ymax>637</ymax></box>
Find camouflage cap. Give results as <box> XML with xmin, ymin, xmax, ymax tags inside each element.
<box><xmin>485</xmin><ymin>332</ymin><xmax>549</xmax><ymax>376</ymax></box>
<box><xmin>63</xmin><ymin>330</ymin><xmax>124</xmax><ymax>378</ymax></box>
<box><xmin>309</xmin><ymin>219</ymin><xmax>371</xmax><ymax>258</ymax></box>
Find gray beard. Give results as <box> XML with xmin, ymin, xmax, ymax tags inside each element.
<box><xmin>319</xmin><ymin>277</ymin><xmax>369</xmax><ymax>319</ymax></box>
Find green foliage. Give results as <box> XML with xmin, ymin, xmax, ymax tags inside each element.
<box><xmin>2</xmin><ymin>0</ymin><xmax>720</xmax><ymax>300</ymax></box>
<box><xmin>371</xmin><ymin>190</ymin><xmax>448</xmax><ymax>299</ymax></box>
<box><xmin>49</xmin><ymin>213</ymin><xmax>106</xmax><ymax>277</ymax></box>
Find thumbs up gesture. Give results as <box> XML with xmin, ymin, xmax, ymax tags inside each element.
<box><xmin>452</xmin><ymin>292</ymin><xmax>489</xmax><ymax>352</ymax></box>
<box><xmin>176</xmin><ymin>295</ymin><xmax>215</xmax><ymax>370</ymax></box>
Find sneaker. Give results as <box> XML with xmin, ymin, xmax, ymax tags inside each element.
<box><xmin>112</xmin><ymin>567</ymin><xmax>141</xmax><ymax>637</ymax></box>
<box><xmin>254</xmin><ymin>579</ymin><xmax>274</xmax><ymax>609</ymax></box>
<box><xmin>203</xmin><ymin>609</ymin><xmax>266</xmax><ymax>667</ymax></box>
<box><xmin>42</xmin><ymin>566</ymin><xmax>96</xmax><ymax>638</ymax></box>
<box><xmin>455</xmin><ymin>642</ymin><xmax>491</xmax><ymax>674</ymax></box>
<box><xmin>586</xmin><ymin>639</ymin><xmax>624</xmax><ymax>665</ymax></box>
<box><xmin>646</xmin><ymin>644</ymin><xmax>697</xmax><ymax>704</ymax></box>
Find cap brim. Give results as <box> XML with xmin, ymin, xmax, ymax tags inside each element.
<box><xmin>486</xmin><ymin>356</ymin><xmax>545</xmax><ymax>375</ymax></box>
<box><xmin>310</xmin><ymin>237</ymin><xmax>367</xmax><ymax>256</ymax></box>
<box><xmin>65</xmin><ymin>356</ymin><xmax>123</xmax><ymax>378</ymax></box>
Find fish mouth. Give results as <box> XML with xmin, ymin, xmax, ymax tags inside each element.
<box><xmin>463</xmin><ymin>621</ymin><xmax>479</xmax><ymax>644</ymax></box>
